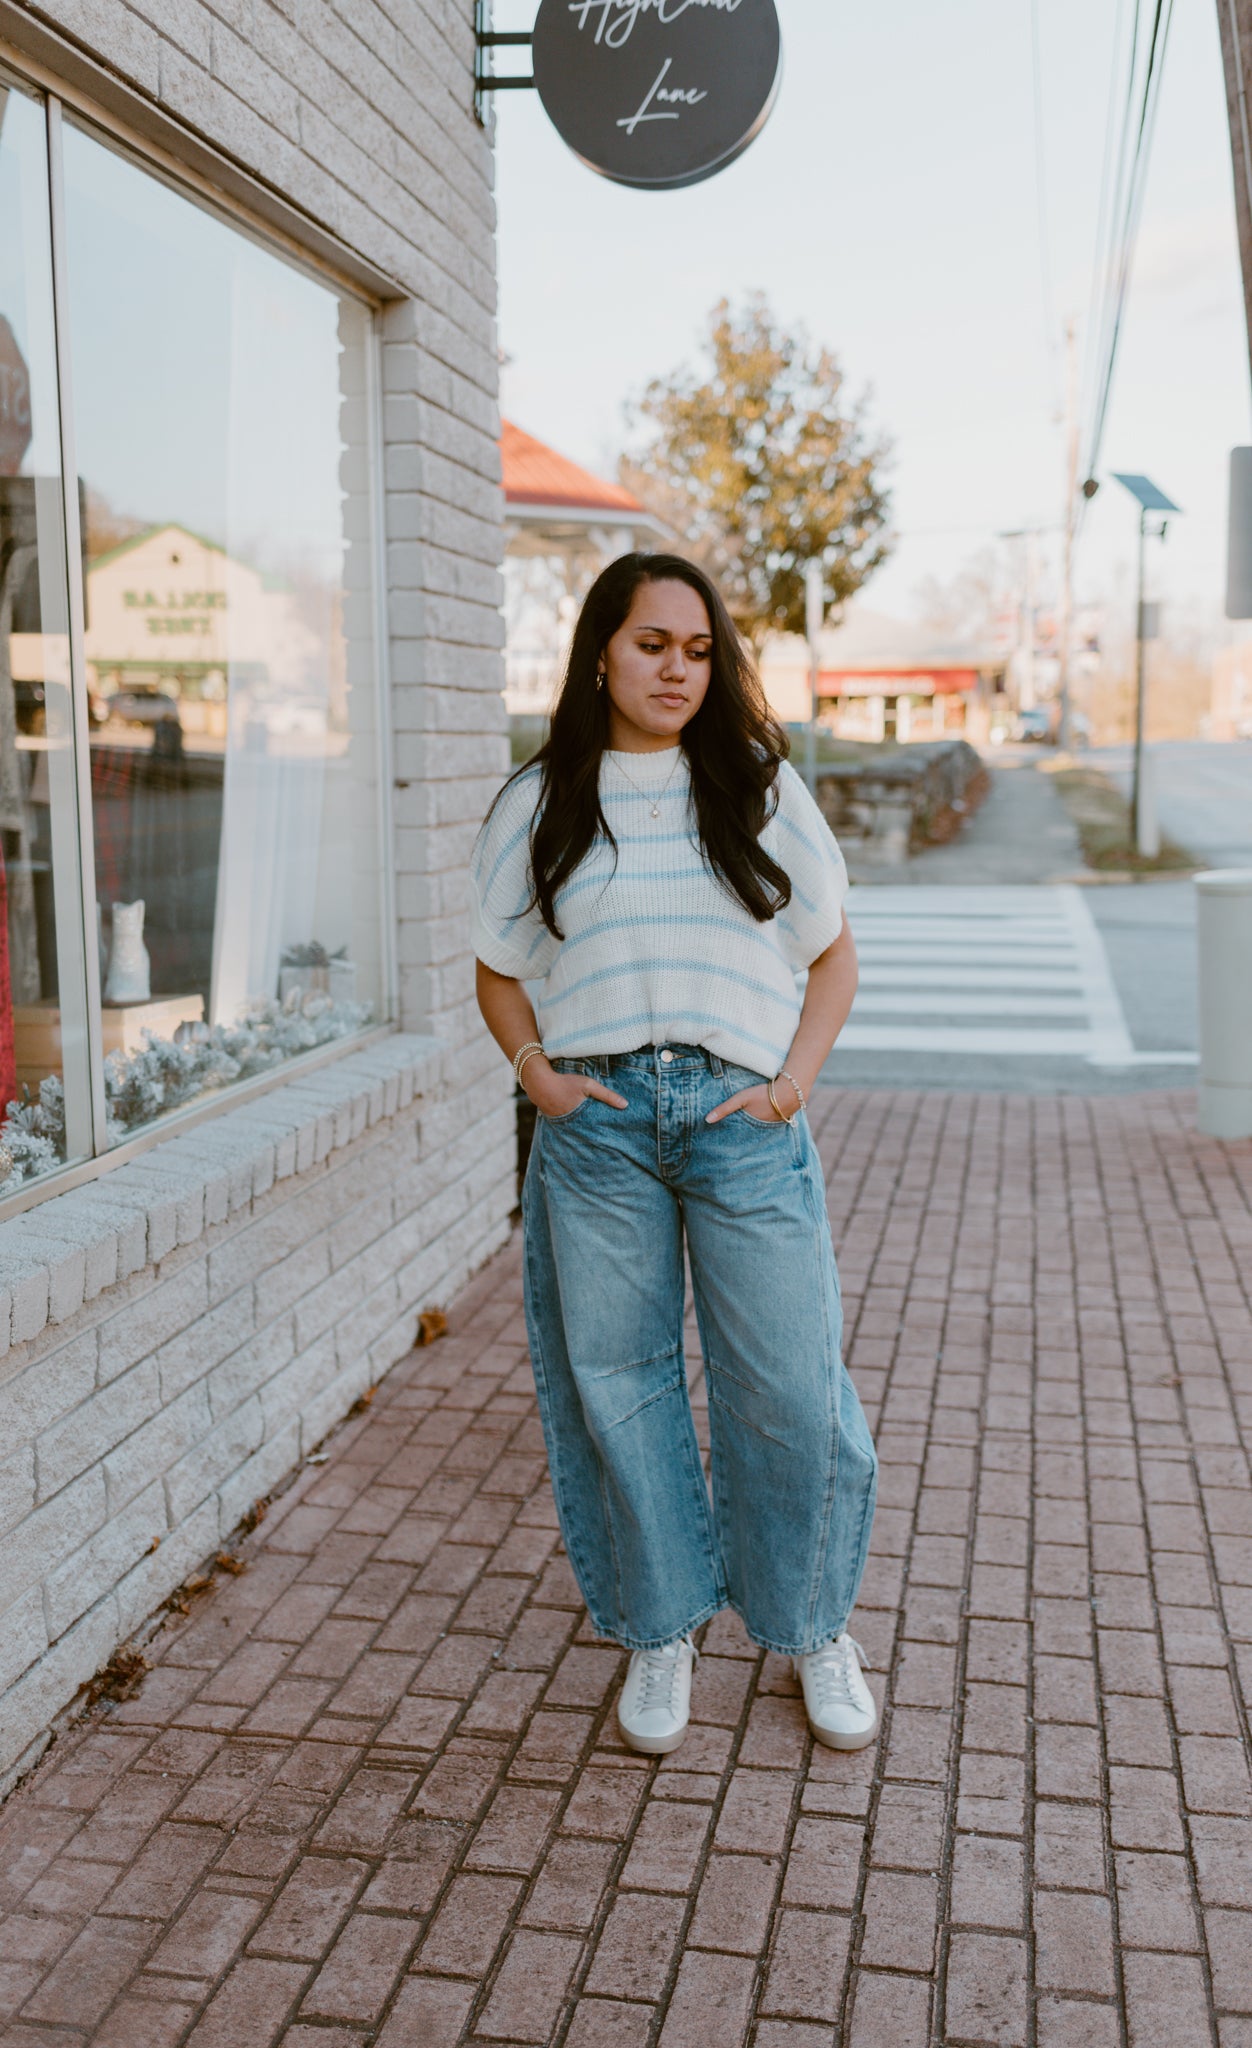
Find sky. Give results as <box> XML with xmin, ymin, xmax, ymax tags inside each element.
<box><xmin>492</xmin><ymin>0</ymin><xmax>1252</xmax><ymax>645</ymax></box>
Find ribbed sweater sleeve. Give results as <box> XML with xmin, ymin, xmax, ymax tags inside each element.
<box><xmin>468</xmin><ymin>768</ymin><xmax>560</xmax><ymax>980</ymax></box>
<box><xmin>770</xmin><ymin>762</ymin><xmax>850</xmax><ymax>967</ymax></box>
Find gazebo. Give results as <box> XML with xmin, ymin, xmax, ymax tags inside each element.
<box><xmin>501</xmin><ymin>421</ymin><xmax>666</xmax><ymax>716</ymax></box>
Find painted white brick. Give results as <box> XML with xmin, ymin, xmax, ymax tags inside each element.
<box><xmin>0</xmin><ymin>1256</ymin><xmax>50</xmax><ymax>1346</ymax></box>
<box><xmin>298</xmin><ymin>1355</ymin><xmax>376</xmax><ymax>1456</ymax></box>
<box><xmin>155</xmin><ymin>1288</ymin><xmax>256</xmax><ymax>1404</ymax></box>
<box><xmin>207</xmin><ymin>1318</ymin><xmax>297</xmax><ymax>1424</ymax></box>
<box><xmin>9</xmin><ymin>1468</ymin><xmax>108</xmax><ymax>1610</ymax></box>
<box><xmin>103</xmin><ymin>1382</ymin><xmax>212</xmax><ymax>1514</ymax></box>
<box><xmin>163</xmin><ymin>1395</ymin><xmax>265</xmax><ymax>1525</ymax></box>
<box><xmin>44</xmin><ymin>1478</ymin><xmax>167</xmax><ymax>1640</ymax></box>
<box><xmin>38</xmin><ymin>1362</ymin><xmax>160</xmax><ymax>1503</ymax></box>
<box><xmin>258</xmin><ymin>1333</ymin><xmax>339</xmax><ymax>1443</ymax></box>
<box><xmin>216</xmin><ymin>1416</ymin><xmax>302</xmax><ymax>1540</ymax></box>
<box><xmin>6</xmin><ymin>1213</ymin><xmax>115</xmax><ymax>1304</ymax></box>
<box><xmin>47</xmin><ymin>1189</ymin><xmax>147</xmax><ymax>1281</ymax></box>
<box><xmin>250</xmin><ymin>1235</ymin><xmax>332</xmax><ymax>1326</ymax></box>
<box><xmin>0</xmin><ymin>1447</ymin><xmax>36</xmax><ymax>1541</ymax></box>
<box><xmin>102</xmin><ymin>1166</ymin><xmax>180</xmax><ymax>1265</ymax></box>
<box><xmin>113</xmin><ymin>1161</ymin><xmax>206</xmax><ymax>1246</ymax></box>
<box><xmin>98</xmin><ymin>1261</ymin><xmax>210</xmax><ymax>1384</ymax></box>
<box><xmin>0</xmin><ymin>1332</ymin><xmax>97</xmax><ymax>1446</ymax></box>
<box><xmin>0</xmin><ymin>1584</ymin><xmax>47</xmax><ymax>1695</ymax></box>
<box><xmin>115</xmin><ymin>1497</ymin><xmax>219</xmax><ymax>1639</ymax></box>
<box><xmin>0</xmin><ymin>1595</ymin><xmax>120</xmax><ymax>1795</ymax></box>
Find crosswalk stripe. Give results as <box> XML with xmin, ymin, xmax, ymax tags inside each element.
<box><xmin>840</xmin><ymin>884</ymin><xmax>1136</xmax><ymax>1064</ymax></box>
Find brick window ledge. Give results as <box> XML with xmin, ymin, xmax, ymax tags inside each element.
<box><xmin>0</xmin><ymin>1034</ymin><xmax>445</xmax><ymax>1356</ymax></box>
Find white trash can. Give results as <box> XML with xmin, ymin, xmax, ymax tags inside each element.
<box><xmin>1196</xmin><ymin>870</ymin><xmax>1252</xmax><ymax>1139</ymax></box>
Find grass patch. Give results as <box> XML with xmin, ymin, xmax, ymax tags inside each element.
<box><xmin>1048</xmin><ymin>762</ymin><xmax>1196</xmax><ymax>874</ymax></box>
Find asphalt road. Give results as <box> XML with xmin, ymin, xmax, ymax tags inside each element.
<box><xmin>1090</xmin><ymin>739</ymin><xmax>1252</xmax><ymax>869</ymax></box>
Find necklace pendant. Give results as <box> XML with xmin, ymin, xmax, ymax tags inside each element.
<box><xmin>650</xmin><ymin>804</ymin><xmax>660</xmax><ymax>819</ymax></box>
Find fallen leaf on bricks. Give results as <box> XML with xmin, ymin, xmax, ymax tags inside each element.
<box><xmin>350</xmin><ymin>1386</ymin><xmax>377</xmax><ymax>1415</ymax></box>
<box><xmin>216</xmin><ymin>1552</ymin><xmax>246</xmax><ymax>1576</ymax></box>
<box><xmin>417</xmin><ymin>1308</ymin><xmax>448</xmax><ymax>1346</ymax></box>
<box><xmin>87</xmin><ymin>1647</ymin><xmax>149</xmax><ymax>1706</ymax></box>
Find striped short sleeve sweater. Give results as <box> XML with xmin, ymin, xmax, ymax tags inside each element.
<box><xmin>469</xmin><ymin>746</ymin><xmax>849</xmax><ymax>1075</ymax></box>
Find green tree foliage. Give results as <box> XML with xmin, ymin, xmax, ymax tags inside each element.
<box><xmin>621</xmin><ymin>294</ymin><xmax>893</xmax><ymax>645</ymax></box>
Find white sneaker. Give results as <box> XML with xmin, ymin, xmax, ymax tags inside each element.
<box><xmin>795</xmin><ymin>1633</ymin><xmax>878</xmax><ymax>1750</ymax></box>
<box><xmin>617</xmin><ymin>1635</ymin><xmax>697</xmax><ymax>1754</ymax></box>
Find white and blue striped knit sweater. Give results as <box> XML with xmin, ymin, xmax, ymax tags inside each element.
<box><xmin>470</xmin><ymin>748</ymin><xmax>848</xmax><ymax>1075</ymax></box>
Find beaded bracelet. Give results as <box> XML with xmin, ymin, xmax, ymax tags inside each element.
<box><xmin>512</xmin><ymin>1039</ymin><xmax>544</xmax><ymax>1085</ymax></box>
<box><xmin>767</xmin><ymin>1068</ymin><xmax>806</xmax><ymax>1125</ymax></box>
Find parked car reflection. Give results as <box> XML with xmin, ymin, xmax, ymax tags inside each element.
<box><xmin>104</xmin><ymin>686</ymin><xmax>181</xmax><ymax>728</ymax></box>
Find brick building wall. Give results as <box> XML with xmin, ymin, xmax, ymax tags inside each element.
<box><xmin>0</xmin><ymin>0</ymin><xmax>515</xmax><ymax>1790</ymax></box>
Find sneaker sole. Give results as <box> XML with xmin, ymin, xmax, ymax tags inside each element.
<box><xmin>617</xmin><ymin>1719</ymin><xmax>689</xmax><ymax>1756</ymax></box>
<box><xmin>808</xmin><ymin>1717</ymin><xmax>879</xmax><ymax>1752</ymax></box>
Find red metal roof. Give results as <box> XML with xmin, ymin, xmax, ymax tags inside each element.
<box><xmin>501</xmin><ymin>418</ymin><xmax>645</xmax><ymax>515</ymax></box>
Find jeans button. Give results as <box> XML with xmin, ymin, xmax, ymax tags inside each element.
<box><xmin>659</xmin><ymin>1048</ymin><xmax>674</xmax><ymax>1064</ymax></box>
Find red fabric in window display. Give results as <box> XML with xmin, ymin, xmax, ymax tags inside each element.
<box><xmin>0</xmin><ymin>844</ymin><xmax>15</xmax><ymax>1113</ymax></box>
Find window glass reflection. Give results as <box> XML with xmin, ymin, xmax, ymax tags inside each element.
<box><xmin>62</xmin><ymin>123</ymin><xmax>382</xmax><ymax>1143</ymax></box>
<box><xmin>0</xmin><ymin>75</ymin><xmax>92</xmax><ymax>1192</ymax></box>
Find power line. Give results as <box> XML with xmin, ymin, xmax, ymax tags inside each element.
<box><xmin>1082</xmin><ymin>0</ymin><xmax>1148</xmax><ymax>491</ymax></box>
<box><xmin>1081</xmin><ymin>0</ymin><xmax>1132</xmax><ymax>416</ymax></box>
<box><xmin>1028</xmin><ymin>0</ymin><xmax>1059</xmax><ymax>401</ymax></box>
<box><xmin>1081</xmin><ymin>0</ymin><xmax>1176</xmax><ymax>501</ymax></box>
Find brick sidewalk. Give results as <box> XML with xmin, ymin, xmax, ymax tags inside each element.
<box><xmin>2</xmin><ymin>1086</ymin><xmax>1251</xmax><ymax>2047</ymax></box>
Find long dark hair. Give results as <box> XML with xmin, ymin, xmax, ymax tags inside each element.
<box><xmin>504</xmin><ymin>553</ymin><xmax>791</xmax><ymax>939</ymax></box>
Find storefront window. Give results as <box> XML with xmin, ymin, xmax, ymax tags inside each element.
<box><xmin>0</xmin><ymin>75</ymin><xmax>94</xmax><ymax>1193</ymax></box>
<box><xmin>58</xmin><ymin>121</ymin><xmax>384</xmax><ymax>1148</ymax></box>
<box><xmin>0</xmin><ymin>77</ymin><xmax>386</xmax><ymax>1204</ymax></box>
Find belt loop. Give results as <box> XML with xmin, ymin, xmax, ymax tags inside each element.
<box><xmin>709</xmin><ymin>1052</ymin><xmax>724</xmax><ymax>1078</ymax></box>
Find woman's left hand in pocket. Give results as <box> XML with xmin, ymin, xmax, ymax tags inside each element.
<box><xmin>705</xmin><ymin>1084</ymin><xmax>783</xmax><ymax>1125</ymax></box>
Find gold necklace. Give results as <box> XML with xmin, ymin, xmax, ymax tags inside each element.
<box><xmin>611</xmin><ymin>747</ymin><xmax>684</xmax><ymax>819</ymax></box>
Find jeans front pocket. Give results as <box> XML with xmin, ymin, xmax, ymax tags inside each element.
<box><xmin>540</xmin><ymin>1095</ymin><xmax>592</xmax><ymax>1124</ymax></box>
<box><xmin>721</xmin><ymin>1062</ymin><xmax>789</xmax><ymax>1129</ymax></box>
<box><xmin>539</xmin><ymin>1060</ymin><xmax>595</xmax><ymax>1122</ymax></box>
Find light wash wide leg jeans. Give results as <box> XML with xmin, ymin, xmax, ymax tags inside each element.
<box><xmin>522</xmin><ymin>1044</ymin><xmax>877</xmax><ymax>1654</ymax></box>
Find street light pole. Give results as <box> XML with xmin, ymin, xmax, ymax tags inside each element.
<box><xmin>1111</xmin><ymin>472</ymin><xmax>1180</xmax><ymax>855</ymax></box>
<box><xmin>1131</xmin><ymin>503</ymin><xmax>1148</xmax><ymax>850</ymax></box>
<box><xmin>1058</xmin><ymin>317</ymin><xmax>1079</xmax><ymax>749</ymax></box>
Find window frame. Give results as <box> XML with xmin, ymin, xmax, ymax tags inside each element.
<box><xmin>0</xmin><ymin>60</ymin><xmax>399</xmax><ymax>1220</ymax></box>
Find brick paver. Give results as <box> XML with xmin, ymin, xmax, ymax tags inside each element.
<box><xmin>1</xmin><ymin>1085</ymin><xmax>1250</xmax><ymax>2045</ymax></box>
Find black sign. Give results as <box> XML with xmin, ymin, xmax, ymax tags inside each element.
<box><xmin>532</xmin><ymin>0</ymin><xmax>782</xmax><ymax>192</ymax></box>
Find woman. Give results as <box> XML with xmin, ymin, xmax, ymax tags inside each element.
<box><xmin>471</xmin><ymin>552</ymin><xmax>877</xmax><ymax>1757</ymax></box>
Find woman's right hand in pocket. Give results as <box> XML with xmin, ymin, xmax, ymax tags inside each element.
<box><xmin>524</xmin><ymin>1060</ymin><xmax>628</xmax><ymax>1118</ymax></box>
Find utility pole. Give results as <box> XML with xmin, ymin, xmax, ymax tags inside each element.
<box><xmin>1057</xmin><ymin>318</ymin><xmax>1079</xmax><ymax>749</ymax></box>
<box><xmin>804</xmin><ymin>560</ymin><xmax>823</xmax><ymax>792</ymax></box>
<box><xmin>1217</xmin><ymin>0</ymin><xmax>1252</xmax><ymax>371</ymax></box>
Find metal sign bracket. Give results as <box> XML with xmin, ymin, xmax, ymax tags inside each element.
<box><xmin>475</xmin><ymin>2</ymin><xmax>534</xmax><ymax>125</ymax></box>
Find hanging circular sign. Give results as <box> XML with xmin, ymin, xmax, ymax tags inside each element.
<box><xmin>531</xmin><ymin>0</ymin><xmax>782</xmax><ymax>193</ymax></box>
